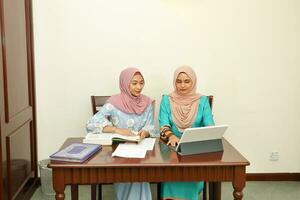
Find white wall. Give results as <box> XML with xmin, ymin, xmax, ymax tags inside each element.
<box><xmin>32</xmin><ymin>0</ymin><xmax>300</xmax><ymax>173</ymax></box>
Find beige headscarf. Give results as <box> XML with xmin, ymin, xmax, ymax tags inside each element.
<box><xmin>169</xmin><ymin>66</ymin><xmax>201</xmax><ymax>131</ymax></box>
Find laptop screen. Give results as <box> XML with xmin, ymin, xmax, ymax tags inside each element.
<box><xmin>179</xmin><ymin>125</ymin><xmax>228</xmax><ymax>144</ymax></box>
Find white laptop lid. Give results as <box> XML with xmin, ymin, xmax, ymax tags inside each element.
<box><xmin>176</xmin><ymin>125</ymin><xmax>228</xmax><ymax>150</ymax></box>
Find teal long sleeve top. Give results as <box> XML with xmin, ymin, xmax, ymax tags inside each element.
<box><xmin>159</xmin><ymin>95</ymin><xmax>215</xmax><ymax>137</ymax></box>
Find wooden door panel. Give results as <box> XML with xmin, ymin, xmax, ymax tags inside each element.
<box><xmin>0</xmin><ymin>0</ymin><xmax>36</xmax><ymax>199</ymax></box>
<box><xmin>0</xmin><ymin>12</ymin><xmax>4</xmax><ymax>198</ymax></box>
<box><xmin>2</xmin><ymin>0</ymin><xmax>30</xmax><ymax>123</ymax></box>
<box><xmin>2</xmin><ymin>107</ymin><xmax>32</xmax><ymax>135</ymax></box>
<box><xmin>6</xmin><ymin>122</ymin><xmax>31</xmax><ymax>199</ymax></box>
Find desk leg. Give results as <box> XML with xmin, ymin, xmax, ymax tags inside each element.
<box><xmin>71</xmin><ymin>185</ymin><xmax>78</xmax><ymax>200</ymax></box>
<box><xmin>232</xmin><ymin>166</ymin><xmax>246</xmax><ymax>200</ymax></box>
<box><xmin>209</xmin><ymin>182</ymin><xmax>221</xmax><ymax>200</ymax></box>
<box><xmin>52</xmin><ymin>169</ymin><xmax>66</xmax><ymax>200</ymax></box>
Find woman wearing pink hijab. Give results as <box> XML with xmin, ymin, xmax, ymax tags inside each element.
<box><xmin>159</xmin><ymin>66</ymin><xmax>215</xmax><ymax>200</ymax></box>
<box><xmin>86</xmin><ymin>67</ymin><xmax>156</xmax><ymax>200</ymax></box>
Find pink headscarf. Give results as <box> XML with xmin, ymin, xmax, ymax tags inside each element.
<box><xmin>169</xmin><ymin>66</ymin><xmax>201</xmax><ymax>131</ymax></box>
<box><xmin>107</xmin><ymin>67</ymin><xmax>153</xmax><ymax>115</ymax></box>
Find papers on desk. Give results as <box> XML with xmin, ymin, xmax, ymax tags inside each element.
<box><xmin>112</xmin><ymin>144</ymin><xmax>147</xmax><ymax>158</ymax></box>
<box><xmin>112</xmin><ymin>138</ymin><xmax>156</xmax><ymax>158</ymax></box>
<box><xmin>136</xmin><ymin>137</ymin><xmax>156</xmax><ymax>150</ymax></box>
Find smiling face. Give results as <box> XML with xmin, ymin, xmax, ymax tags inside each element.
<box><xmin>175</xmin><ymin>72</ymin><xmax>193</xmax><ymax>95</ymax></box>
<box><xmin>129</xmin><ymin>72</ymin><xmax>145</xmax><ymax>97</ymax></box>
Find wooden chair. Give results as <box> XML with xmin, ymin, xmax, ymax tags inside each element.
<box><xmin>91</xmin><ymin>95</ymin><xmax>111</xmax><ymax>115</ymax></box>
<box><xmin>202</xmin><ymin>95</ymin><xmax>214</xmax><ymax>200</ymax></box>
<box><xmin>208</xmin><ymin>95</ymin><xmax>213</xmax><ymax>110</ymax></box>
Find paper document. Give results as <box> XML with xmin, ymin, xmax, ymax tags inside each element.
<box><xmin>137</xmin><ymin>138</ymin><xmax>156</xmax><ymax>150</ymax></box>
<box><xmin>111</xmin><ymin>138</ymin><xmax>156</xmax><ymax>158</ymax></box>
<box><xmin>112</xmin><ymin>144</ymin><xmax>147</xmax><ymax>158</ymax></box>
<box><xmin>122</xmin><ymin>138</ymin><xmax>156</xmax><ymax>150</ymax></box>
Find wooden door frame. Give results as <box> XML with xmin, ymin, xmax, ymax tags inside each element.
<box><xmin>0</xmin><ymin>0</ymin><xmax>38</xmax><ymax>199</ymax></box>
<box><xmin>24</xmin><ymin>0</ymin><xmax>38</xmax><ymax>180</ymax></box>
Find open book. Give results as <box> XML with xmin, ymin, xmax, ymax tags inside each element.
<box><xmin>83</xmin><ymin>133</ymin><xmax>141</xmax><ymax>145</ymax></box>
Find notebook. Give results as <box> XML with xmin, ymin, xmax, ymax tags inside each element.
<box><xmin>50</xmin><ymin>143</ymin><xmax>101</xmax><ymax>163</ymax></box>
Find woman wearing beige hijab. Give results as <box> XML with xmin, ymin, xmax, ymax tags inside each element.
<box><xmin>159</xmin><ymin>66</ymin><xmax>215</xmax><ymax>200</ymax></box>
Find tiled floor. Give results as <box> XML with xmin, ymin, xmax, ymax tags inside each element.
<box><xmin>31</xmin><ymin>182</ymin><xmax>300</xmax><ymax>200</ymax></box>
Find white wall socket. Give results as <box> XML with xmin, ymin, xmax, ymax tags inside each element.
<box><xmin>269</xmin><ymin>151</ymin><xmax>279</xmax><ymax>161</ymax></box>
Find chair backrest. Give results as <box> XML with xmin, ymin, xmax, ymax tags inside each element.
<box><xmin>207</xmin><ymin>95</ymin><xmax>213</xmax><ymax>110</ymax></box>
<box><xmin>91</xmin><ymin>95</ymin><xmax>111</xmax><ymax>114</ymax></box>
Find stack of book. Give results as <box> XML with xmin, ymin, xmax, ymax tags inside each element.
<box><xmin>50</xmin><ymin>143</ymin><xmax>101</xmax><ymax>163</ymax></box>
<box><xmin>83</xmin><ymin>133</ymin><xmax>141</xmax><ymax>145</ymax></box>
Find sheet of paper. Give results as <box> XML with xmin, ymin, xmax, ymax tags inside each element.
<box><xmin>112</xmin><ymin>144</ymin><xmax>147</xmax><ymax>158</ymax></box>
<box><xmin>123</xmin><ymin>138</ymin><xmax>156</xmax><ymax>150</ymax></box>
<box><xmin>138</xmin><ymin>138</ymin><xmax>156</xmax><ymax>150</ymax></box>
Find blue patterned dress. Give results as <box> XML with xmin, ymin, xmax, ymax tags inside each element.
<box><xmin>159</xmin><ymin>95</ymin><xmax>215</xmax><ymax>200</ymax></box>
<box><xmin>86</xmin><ymin>103</ymin><xmax>157</xmax><ymax>200</ymax></box>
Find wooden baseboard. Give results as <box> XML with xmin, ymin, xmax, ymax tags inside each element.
<box><xmin>246</xmin><ymin>173</ymin><xmax>300</xmax><ymax>181</ymax></box>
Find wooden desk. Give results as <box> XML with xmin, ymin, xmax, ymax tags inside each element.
<box><xmin>49</xmin><ymin>138</ymin><xmax>249</xmax><ymax>200</ymax></box>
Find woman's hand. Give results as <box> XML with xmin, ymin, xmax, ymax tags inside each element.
<box><xmin>138</xmin><ymin>130</ymin><xmax>150</xmax><ymax>139</ymax></box>
<box><xmin>167</xmin><ymin>135</ymin><xmax>180</xmax><ymax>147</ymax></box>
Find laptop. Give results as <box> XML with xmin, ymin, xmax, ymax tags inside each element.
<box><xmin>170</xmin><ymin>125</ymin><xmax>228</xmax><ymax>155</ymax></box>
